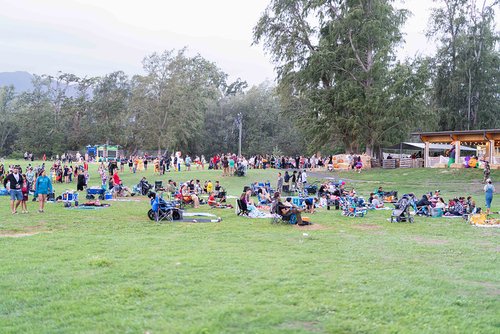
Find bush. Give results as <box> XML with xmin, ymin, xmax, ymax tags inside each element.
<box><xmin>8</xmin><ymin>151</ymin><xmax>25</xmax><ymax>160</ymax></box>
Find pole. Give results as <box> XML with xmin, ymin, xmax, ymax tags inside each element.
<box><xmin>237</xmin><ymin>113</ymin><xmax>242</xmax><ymax>157</ymax></box>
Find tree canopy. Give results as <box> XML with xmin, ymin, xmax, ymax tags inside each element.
<box><xmin>253</xmin><ymin>0</ymin><xmax>433</xmax><ymax>155</ymax></box>
<box><xmin>0</xmin><ymin>0</ymin><xmax>498</xmax><ymax>158</ymax></box>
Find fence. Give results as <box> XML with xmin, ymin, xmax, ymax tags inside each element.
<box><xmin>382</xmin><ymin>158</ymin><xmax>424</xmax><ymax>169</ymax></box>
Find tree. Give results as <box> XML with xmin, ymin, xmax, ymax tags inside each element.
<box><xmin>63</xmin><ymin>76</ymin><xmax>99</xmax><ymax>150</ymax></box>
<box><xmin>0</xmin><ymin>86</ymin><xmax>18</xmax><ymax>156</ymax></box>
<box><xmin>91</xmin><ymin>71</ymin><xmax>131</xmax><ymax>145</ymax></box>
<box><xmin>202</xmin><ymin>82</ymin><xmax>306</xmax><ymax>156</ymax></box>
<box><xmin>134</xmin><ymin>49</ymin><xmax>227</xmax><ymax>153</ymax></box>
<box><xmin>254</xmin><ymin>0</ymin><xmax>431</xmax><ymax>155</ymax></box>
<box><xmin>15</xmin><ymin>75</ymin><xmax>61</xmax><ymax>156</ymax></box>
<box><xmin>428</xmin><ymin>0</ymin><xmax>500</xmax><ymax>130</ymax></box>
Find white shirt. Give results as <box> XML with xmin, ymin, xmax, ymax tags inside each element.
<box><xmin>435</xmin><ymin>201</ymin><xmax>446</xmax><ymax>209</ymax></box>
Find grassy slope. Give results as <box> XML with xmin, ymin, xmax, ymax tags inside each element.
<box><xmin>0</xmin><ymin>161</ymin><xmax>498</xmax><ymax>333</ymax></box>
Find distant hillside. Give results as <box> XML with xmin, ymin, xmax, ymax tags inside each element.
<box><xmin>0</xmin><ymin>71</ymin><xmax>34</xmax><ymax>92</ymax></box>
<box><xmin>0</xmin><ymin>71</ymin><xmax>82</xmax><ymax>97</ymax></box>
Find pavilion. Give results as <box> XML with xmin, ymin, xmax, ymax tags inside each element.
<box><xmin>413</xmin><ymin>129</ymin><xmax>500</xmax><ymax>169</ymax></box>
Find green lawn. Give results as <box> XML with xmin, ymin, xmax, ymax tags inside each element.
<box><xmin>0</xmin><ymin>161</ymin><xmax>498</xmax><ymax>333</ymax></box>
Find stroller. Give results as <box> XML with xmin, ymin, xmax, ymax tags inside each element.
<box><xmin>235</xmin><ymin>164</ymin><xmax>246</xmax><ymax>177</ymax></box>
<box><xmin>390</xmin><ymin>194</ymin><xmax>416</xmax><ymax>223</ymax></box>
<box><xmin>138</xmin><ymin>178</ymin><xmax>153</xmax><ymax>196</ymax></box>
<box><xmin>147</xmin><ymin>192</ymin><xmax>183</xmax><ymax>222</ymax></box>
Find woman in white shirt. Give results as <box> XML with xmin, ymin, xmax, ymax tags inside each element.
<box><xmin>435</xmin><ymin>197</ymin><xmax>446</xmax><ymax>209</ymax></box>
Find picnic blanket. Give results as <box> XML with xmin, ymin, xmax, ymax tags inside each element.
<box><xmin>183</xmin><ymin>212</ymin><xmax>217</xmax><ymax>218</ymax></box>
<box><xmin>177</xmin><ymin>218</ymin><xmax>221</xmax><ymax>223</ymax></box>
<box><xmin>66</xmin><ymin>206</ymin><xmax>109</xmax><ymax>210</ymax></box>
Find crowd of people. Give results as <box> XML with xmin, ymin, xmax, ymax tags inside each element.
<box><xmin>1</xmin><ymin>148</ymin><xmax>496</xmax><ymax>218</ymax></box>
<box><xmin>237</xmin><ymin>171</ymin><xmax>496</xmax><ymax>223</ymax></box>
<box><xmin>413</xmin><ymin>191</ymin><xmax>480</xmax><ymax>217</ymax></box>
<box><xmin>2</xmin><ymin>164</ymin><xmax>53</xmax><ymax>214</ymax></box>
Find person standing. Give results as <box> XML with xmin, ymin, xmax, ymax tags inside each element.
<box><xmin>4</xmin><ymin>166</ymin><xmax>24</xmax><ymax>214</ymax></box>
<box><xmin>128</xmin><ymin>157</ymin><xmax>133</xmax><ymax>172</ymax></box>
<box><xmin>77</xmin><ymin>169</ymin><xmax>86</xmax><ymax>191</ymax></box>
<box><xmin>484</xmin><ymin>179</ymin><xmax>495</xmax><ymax>215</ymax></box>
<box><xmin>21</xmin><ymin>177</ymin><xmax>29</xmax><ymax>213</ymax></box>
<box><xmin>26</xmin><ymin>167</ymin><xmax>35</xmax><ymax>193</ymax></box>
<box><xmin>229</xmin><ymin>156</ymin><xmax>235</xmax><ymax>176</ymax></box>
<box><xmin>185</xmin><ymin>155</ymin><xmax>192</xmax><ymax>171</ymax></box>
<box><xmin>447</xmin><ymin>144</ymin><xmax>456</xmax><ymax>168</ymax></box>
<box><xmin>35</xmin><ymin>169</ymin><xmax>53</xmax><ymax>213</ymax></box>
<box><xmin>291</xmin><ymin>170</ymin><xmax>297</xmax><ymax>191</ymax></box>
<box><xmin>222</xmin><ymin>156</ymin><xmax>229</xmax><ymax>177</ymax></box>
<box><xmin>483</xmin><ymin>161</ymin><xmax>491</xmax><ymax>184</ymax></box>
<box><xmin>277</xmin><ymin>172</ymin><xmax>284</xmax><ymax>193</ymax></box>
<box><xmin>301</xmin><ymin>169</ymin><xmax>308</xmax><ymax>186</ymax></box>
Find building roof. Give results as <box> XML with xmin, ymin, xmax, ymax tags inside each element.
<box><xmin>412</xmin><ymin>129</ymin><xmax>500</xmax><ymax>144</ymax></box>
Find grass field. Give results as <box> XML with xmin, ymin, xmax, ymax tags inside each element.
<box><xmin>0</xmin><ymin>160</ymin><xmax>499</xmax><ymax>333</ymax></box>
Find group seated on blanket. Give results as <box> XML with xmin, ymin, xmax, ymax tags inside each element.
<box><xmin>412</xmin><ymin>191</ymin><xmax>479</xmax><ymax>217</ymax></box>
<box><xmin>317</xmin><ymin>181</ymin><xmax>347</xmax><ymax>198</ymax></box>
<box><xmin>444</xmin><ymin>196</ymin><xmax>479</xmax><ymax>216</ymax></box>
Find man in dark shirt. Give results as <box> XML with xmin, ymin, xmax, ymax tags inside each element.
<box><xmin>416</xmin><ymin>194</ymin><xmax>432</xmax><ymax>216</ymax></box>
<box><xmin>4</xmin><ymin>166</ymin><xmax>24</xmax><ymax>214</ymax></box>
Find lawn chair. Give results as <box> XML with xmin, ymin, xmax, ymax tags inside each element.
<box><xmin>270</xmin><ymin>200</ymin><xmax>297</xmax><ymax>224</ymax></box>
<box><xmin>236</xmin><ymin>199</ymin><xmax>250</xmax><ymax>216</ymax></box>
<box><xmin>270</xmin><ymin>200</ymin><xmax>284</xmax><ymax>224</ymax></box>
<box><xmin>147</xmin><ymin>194</ymin><xmax>183</xmax><ymax>222</ymax></box>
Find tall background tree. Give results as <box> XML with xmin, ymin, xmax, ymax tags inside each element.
<box><xmin>0</xmin><ymin>86</ymin><xmax>18</xmax><ymax>156</ymax></box>
<box><xmin>131</xmin><ymin>49</ymin><xmax>228</xmax><ymax>154</ymax></box>
<box><xmin>428</xmin><ymin>0</ymin><xmax>500</xmax><ymax>130</ymax></box>
<box><xmin>254</xmin><ymin>0</ymin><xmax>435</xmax><ymax>156</ymax></box>
<box><xmin>203</xmin><ymin>82</ymin><xmax>306</xmax><ymax>156</ymax></box>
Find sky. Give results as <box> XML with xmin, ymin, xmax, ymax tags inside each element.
<box><xmin>0</xmin><ymin>0</ymin><xmax>495</xmax><ymax>86</ymax></box>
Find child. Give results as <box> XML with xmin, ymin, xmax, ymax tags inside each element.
<box><xmin>319</xmin><ymin>194</ymin><xmax>328</xmax><ymax>208</ymax></box>
<box><xmin>207</xmin><ymin>192</ymin><xmax>218</xmax><ymax>207</ymax></box>
<box><xmin>355</xmin><ymin>160</ymin><xmax>363</xmax><ymax>173</ymax></box>
<box><xmin>208</xmin><ymin>192</ymin><xmax>232</xmax><ymax>209</ymax></box>
<box><xmin>304</xmin><ymin>197</ymin><xmax>317</xmax><ymax>213</ymax></box>
<box><xmin>21</xmin><ymin>178</ymin><xmax>29</xmax><ymax>213</ymax></box>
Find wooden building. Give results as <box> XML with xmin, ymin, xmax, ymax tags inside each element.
<box><xmin>413</xmin><ymin>129</ymin><xmax>500</xmax><ymax>168</ymax></box>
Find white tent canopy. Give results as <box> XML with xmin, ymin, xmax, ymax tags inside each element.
<box><xmin>384</xmin><ymin>142</ymin><xmax>477</xmax><ymax>152</ymax></box>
